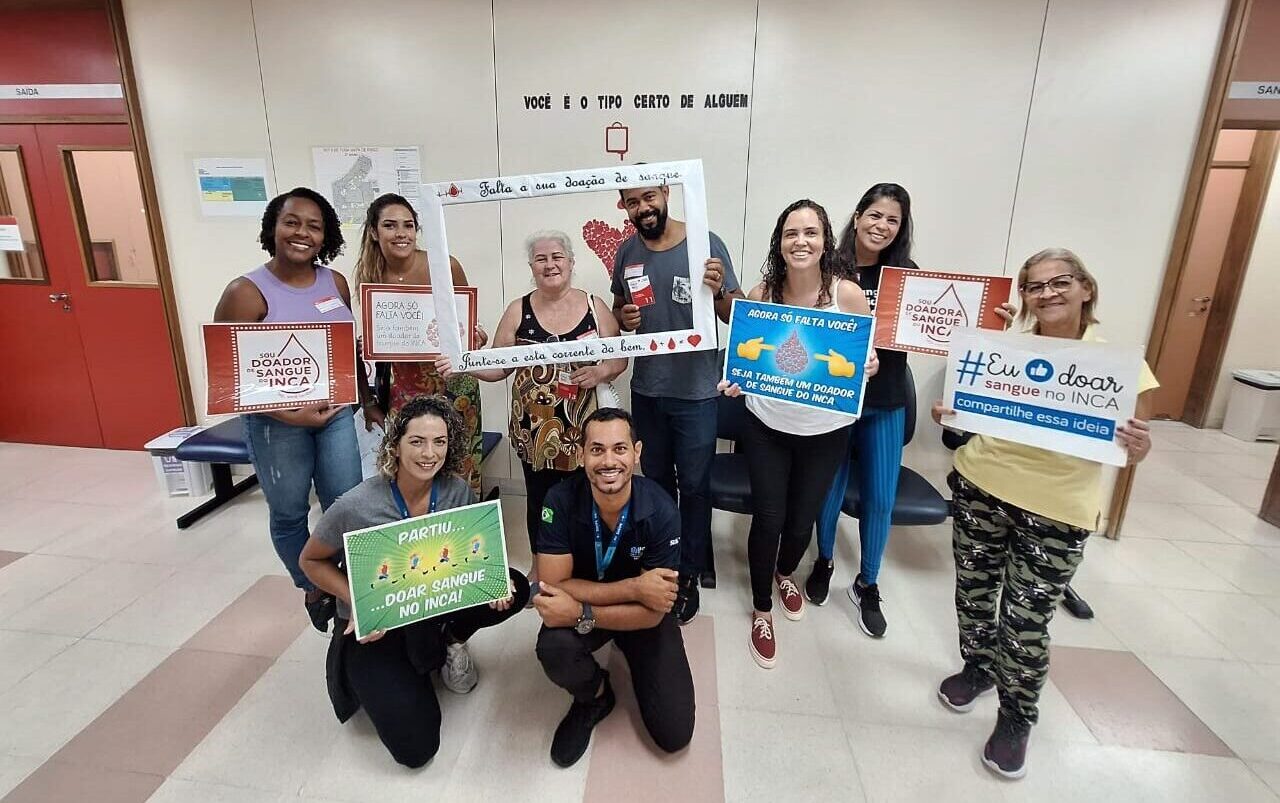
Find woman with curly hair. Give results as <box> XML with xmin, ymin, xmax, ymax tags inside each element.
<box><xmin>214</xmin><ymin>187</ymin><xmax>362</xmax><ymax>633</ymax></box>
<box><xmin>718</xmin><ymin>199</ymin><xmax>877</xmax><ymax>669</ymax></box>
<box><xmin>300</xmin><ymin>395</ymin><xmax>530</xmax><ymax>768</ymax></box>
<box><xmin>439</xmin><ymin>230</ymin><xmax>626</xmax><ymax>586</ymax></box>
<box><xmin>352</xmin><ymin>193</ymin><xmax>488</xmax><ymax>497</ymax></box>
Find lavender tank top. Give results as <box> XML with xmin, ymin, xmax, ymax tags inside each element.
<box><xmin>244</xmin><ymin>264</ymin><xmax>354</xmax><ymax>323</ymax></box>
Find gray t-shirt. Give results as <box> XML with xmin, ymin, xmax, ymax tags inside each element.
<box><xmin>611</xmin><ymin>231</ymin><xmax>739</xmax><ymax>400</ymax></box>
<box><xmin>312</xmin><ymin>473</ymin><xmax>476</xmax><ymax>620</ymax></box>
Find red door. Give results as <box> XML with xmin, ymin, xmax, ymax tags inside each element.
<box><xmin>0</xmin><ymin>123</ymin><xmax>184</xmax><ymax>449</ymax></box>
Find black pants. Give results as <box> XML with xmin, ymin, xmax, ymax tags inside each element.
<box><xmin>343</xmin><ymin>569</ymin><xmax>530</xmax><ymax>767</ymax></box>
<box><xmin>535</xmin><ymin>614</ymin><xmax>695</xmax><ymax>753</ymax></box>
<box><xmin>742</xmin><ymin>410</ymin><xmax>852</xmax><ymax>612</ymax></box>
<box><xmin>521</xmin><ymin>462</ymin><xmax>582</xmax><ymax>555</ymax></box>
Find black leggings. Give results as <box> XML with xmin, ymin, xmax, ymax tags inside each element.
<box><xmin>521</xmin><ymin>462</ymin><xmax>582</xmax><ymax>554</ymax></box>
<box><xmin>342</xmin><ymin>568</ymin><xmax>530</xmax><ymax>767</ymax></box>
<box><xmin>742</xmin><ymin>410</ymin><xmax>852</xmax><ymax>612</ymax></box>
<box><xmin>535</xmin><ymin>614</ymin><xmax>695</xmax><ymax>753</ymax></box>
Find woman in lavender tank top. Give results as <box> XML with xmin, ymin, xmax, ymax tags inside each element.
<box><xmin>214</xmin><ymin>188</ymin><xmax>363</xmax><ymax>633</ymax></box>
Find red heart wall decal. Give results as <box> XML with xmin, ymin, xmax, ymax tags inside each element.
<box><xmin>583</xmin><ymin>219</ymin><xmax>637</xmax><ymax>279</ymax></box>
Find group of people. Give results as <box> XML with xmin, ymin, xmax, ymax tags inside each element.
<box><xmin>212</xmin><ymin>177</ymin><xmax>1157</xmax><ymax>780</ymax></box>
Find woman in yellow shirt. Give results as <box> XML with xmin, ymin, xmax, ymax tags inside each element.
<box><xmin>931</xmin><ymin>248</ymin><xmax>1157</xmax><ymax>780</ymax></box>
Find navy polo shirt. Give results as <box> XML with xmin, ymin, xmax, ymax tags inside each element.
<box><xmin>537</xmin><ymin>475</ymin><xmax>680</xmax><ymax>582</ymax></box>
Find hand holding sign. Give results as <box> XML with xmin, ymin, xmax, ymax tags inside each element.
<box><xmin>723</xmin><ymin>299</ymin><xmax>873</xmax><ymax>418</ymax></box>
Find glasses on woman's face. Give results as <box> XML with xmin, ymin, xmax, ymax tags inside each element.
<box><xmin>1020</xmin><ymin>273</ymin><xmax>1078</xmax><ymax>297</ymax></box>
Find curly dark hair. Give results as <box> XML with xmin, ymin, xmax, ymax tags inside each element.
<box><xmin>376</xmin><ymin>395</ymin><xmax>466</xmax><ymax>481</ymax></box>
<box><xmin>258</xmin><ymin>187</ymin><xmax>345</xmax><ymax>265</ymax></box>
<box><xmin>762</xmin><ymin>199</ymin><xmax>840</xmax><ymax>307</ymax></box>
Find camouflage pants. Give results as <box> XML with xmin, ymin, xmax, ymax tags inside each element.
<box><xmin>947</xmin><ymin>470</ymin><xmax>1090</xmax><ymax>727</ymax></box>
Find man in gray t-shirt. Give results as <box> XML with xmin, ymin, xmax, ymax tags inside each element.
<box><xmin>610</xmin><ymin>183</ymin><xmax>743</xmax><ymax>624</ymax></box>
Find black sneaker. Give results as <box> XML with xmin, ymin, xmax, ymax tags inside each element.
<box><xmin>699</xmin><ymin>570</ymin><xmax>717</xmax><ymax>589</ymax></box>
<box><xmin>550</xmin><ymin>673</ymin><xmax>616</xmax><ymax>768</ymax></box>
<box><xmin>304</xmin><ymin>592</ymin><xmax>335</xmax><ymax>634</ymax></box>
<box><xmin>982</xmin><ymin>711</ymin><xmax>1030</xmax><ymax>780</ymax></box>
<box><xmin>805</xmin><ymin>558</ymin><xmax>834</xmax><ymax>605</ymax></box>
<box><xmin>674</xmin><ymin>574</ymin><xmax>700</xmax><ymax>625</ymax></box>
<box><xmin>847</xmin><ymin>575</ymin><xmax>886</xmax><ymax>638</ymax></box>
<box><xmin>938</xmin><ymin>664</ymin><xmax>995</xmax><ymax>712</ymax></box>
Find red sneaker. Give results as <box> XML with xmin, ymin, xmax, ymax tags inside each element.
<box><xmin>776</xmin><ymin>574</ymin><xmax>805</xmax><ymax>621</ymax></box>
<box><xmin>749</xmin><ymin>614</ymin><xmax>776</xmax><ymax>669</ymax></box>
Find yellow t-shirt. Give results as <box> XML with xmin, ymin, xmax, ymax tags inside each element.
<box><xmin>952</xmin><ymin>326</ymin><xmax>1159</xmax><ymax>530</ymax></box>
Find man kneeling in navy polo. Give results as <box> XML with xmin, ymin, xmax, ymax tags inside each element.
<box><xmin>533</xmin><ymin>407</ymin><xmax>695</xmax><ymax>767</ymax></box>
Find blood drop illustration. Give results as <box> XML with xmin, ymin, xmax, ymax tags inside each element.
<box><xmin>774</xmin><ymin>330</ymin><xmax>809</xmax><ymax>375</ymax></box>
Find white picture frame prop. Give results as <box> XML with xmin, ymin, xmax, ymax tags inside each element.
<box><xmin>419</xmin><ymin>159</ymin><xmax>716</xmax><ymax>370</ymax></box>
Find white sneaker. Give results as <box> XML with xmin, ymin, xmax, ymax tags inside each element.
<box><xmin>441</xmin><ymin>641</ymin><xmax>478</xmax><ymax>694</ymax></box>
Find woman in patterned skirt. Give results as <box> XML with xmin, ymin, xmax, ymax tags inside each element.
<box><xmin>352</xmin><ymin>193</ymin><xmax>488</xmax><ymax>497</ymax></box>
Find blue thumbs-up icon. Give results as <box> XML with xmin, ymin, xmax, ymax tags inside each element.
<box><xmin>1025</xmin><ymin>359</ymin><xmax>1055</xmax><ymax>383</ymax></box>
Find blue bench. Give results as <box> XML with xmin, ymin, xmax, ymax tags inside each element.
<box><xmin>173</xmin><ymin>418</ymin><xmax>259</xmax><ymax>529</ymax></box>
<box><xmin>172</xmin><ymin>418</ymin><xmax>504</xmax><ymax>529</ymax></box>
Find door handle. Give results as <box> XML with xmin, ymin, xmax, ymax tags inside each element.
<box><xmin>1192</xmin><ymin>296</ymin><xmax>1212</xmax><ymax>303</ymax></box>
<box><xmin>48</xmin><ymin>292</ymin><xmax>71</xmax><ymax>312</ymax></box>
<box><xmin>1188</xmin><ymin>295</ymin><xmax>1212</xmax><ymax>317</ymax></box>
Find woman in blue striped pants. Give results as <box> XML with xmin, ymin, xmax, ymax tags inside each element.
<box><xmin>804</xmin><ymin>183</ymin><xmax>916</xmax><ymax>638</ymax></box>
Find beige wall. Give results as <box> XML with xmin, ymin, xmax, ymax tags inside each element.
<box><xmin>1208</xmin><ymin>166</ymin><xmax>1280</xmax><ymax>426</ymax></box>
<box><xmin>125</xmin><ymin>0</ymin><xmax>1229</xmax><ymax>501</ymax></box>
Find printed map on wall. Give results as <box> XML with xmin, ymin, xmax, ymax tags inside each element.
<box><xmin>312</xmin><ymin>146</ymin><xmax>422</xmax><ymax>225</ymax></box>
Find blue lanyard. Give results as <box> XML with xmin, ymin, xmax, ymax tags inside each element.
<box><xmin>591</xmin><ymin>501</ymin><xmax>630</xmax><ymax>581</ymax></box>
<box><xmin>390</xmin><ymin>479</ymin><xmax>438</xmax><ymax>518</ymax></box>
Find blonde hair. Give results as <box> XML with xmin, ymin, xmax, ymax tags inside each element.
<box><xmin>1015</xmin><ymin>247</ymin><xmax>1099</xmax><ymax>335</ymax></box>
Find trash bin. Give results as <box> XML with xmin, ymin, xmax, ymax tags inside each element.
<box><xmin>144</xmin><ymin>426</ymin><xmax>213</xmax><ymax>496</ymax></box>
<box><xmin>1222</xmin><ymin>369</ymin><xmax>1280</xmax><ymax>442</ymax></box>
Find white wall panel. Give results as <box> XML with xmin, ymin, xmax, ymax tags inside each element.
<box><xmin>125</xmin><ymin>0</ymin><xmax>273</xmax><ymax>419</ymax></box>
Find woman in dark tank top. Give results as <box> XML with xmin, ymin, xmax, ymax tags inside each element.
<box><xmin>804</xmin><ymin>183</ymin><xmax>917</xmax><ymax>641</ymax></box>
<box><xmin>437</xmin><ymin>229</ymin><xmax>627</xmax><ymax>585</ymax></box>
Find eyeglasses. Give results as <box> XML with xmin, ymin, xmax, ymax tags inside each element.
<box><xmin>1020</xmin><ymin>274</ymin><xmax>1079</xmax><ymax>296</ymax></box>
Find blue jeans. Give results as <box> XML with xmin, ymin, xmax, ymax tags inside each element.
<box><xmin>815</xmin><ymin>405</ymin><xmax>906</xmax><ymax>585</ymax></box>
<box><xmin>244</xmin><ymin>406</ymin><xmax>362</xmax><ymax>590</ymax></box>
<box><xmin>631</xmin><ymin>393</ymin><xmax>716</xmax><ymax>576</ymax></box>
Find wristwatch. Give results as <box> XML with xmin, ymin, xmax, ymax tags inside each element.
<box><xmin>714</xmin><ymin>286</ymin><xmax>727</xmax><ymax>301</ymax></box>
<box><xmin>575</xmin><ymin>602</ymin><xmax>595</xmax><ymax>635</ymax></box>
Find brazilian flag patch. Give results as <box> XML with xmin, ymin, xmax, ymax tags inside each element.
<box><xmin>541</xmin><ymin>507</ymin><xmax>554</xmax><ymax>524</ymax></box>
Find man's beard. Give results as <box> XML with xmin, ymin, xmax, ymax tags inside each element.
<box><xmin>635</xmin><ymin>206</ymin><xmax>668</xmax><ymax>240</ymax></box>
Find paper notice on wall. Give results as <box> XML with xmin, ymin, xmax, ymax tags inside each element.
<box><xmin>312</xmin><ymin>146</ymin><xmax>422</xmax><ymax>225</ymax></box>
<box><xmin>0</xmin><ymin>216</ymin><xmax>22</xmax><ymax>251</ymax></box>
<box><xmin>193</xmin><ymin>158</ymin><xmax>271</xmax><ymax>217</ymax></box>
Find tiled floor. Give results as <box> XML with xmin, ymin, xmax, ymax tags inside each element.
<box><xmin>0</xmin><ymin>421</ymin><xmax>1277</xmax><ymax>801</ymax></box>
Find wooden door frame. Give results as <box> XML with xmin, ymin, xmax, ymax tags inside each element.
<box><xmin>1106</xmin><ymin>0</ymin><xmax>1253</xmax><ymax>538</ymax></box>
<box><xmin>106</xmin><ymin>0</ymin><xmax>195</xmax><ymax>425</ymax></box>
<box><xmin>1181</xmin><ymin>131</ymin><xmax>1280</xmax><ymax>424</ymax></box>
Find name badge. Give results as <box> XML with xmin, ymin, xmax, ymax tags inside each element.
<box><xmin>623</xmin><ymin>263</ymin><xmax>645</xmax><ymax>279</ymax></box>
<box><xmin>314</xmin><ymin>296</ymin><xmax>344</xmax><ymax>314</ymax></box>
